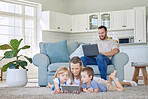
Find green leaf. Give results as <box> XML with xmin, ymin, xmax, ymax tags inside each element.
<box><xmin>20</xmin><ymin>45</ymin><xmax>30</xmax><ymax>50</ymax></box>
<box><xmin>18</xmin><ymin>39</ymin><xmax>23</xmax><ymax>47</ymax></box>
<box><xmin>16</xmin><ymin>61</ymin><xmax>27</xmax><ymax>67</ymax></box>
<box><xmin>4</xmin><ymin>50</ymin><xmax>16</xmax><ymax>58</ymax></box>
<box><xmin>24</xmin><ymin>56</ymin><xmax>32</xmax><ymax>63</ymax></box>
<box><xmin>10</xmin><ymin>39</ymin><xmax>20</xmax><ymax>50</ymax></box>
<box><xmin>0</xmin><ymin>44</ymin><xmax>12</xmax><ymax>50</ymax></box>
<box><xmin>1</xmin><ymin>61</ymin><xmax>16</xmax><ymax>72</ymax></box>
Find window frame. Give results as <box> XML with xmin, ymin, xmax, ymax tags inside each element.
<box><xmin>0</xmin><ymin>0</ymin><xmax>42</xmax><ymax>57</ymax></box>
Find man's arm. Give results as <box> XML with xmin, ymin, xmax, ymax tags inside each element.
<box><xmin>99</xmin><ymin>48</ymin><xmax>119</xmax><ymax>57</ymax></box>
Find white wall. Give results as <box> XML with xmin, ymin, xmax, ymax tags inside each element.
<box><xmin>42</xmin><ymin>31</ymin><xmax>70</xmax><ymax>42</ymax></box>
<box><xmin>26</xmin><ymin>0</ymin><xmax>69</xmax><ymax>13</ymax></box>
<box><xmin>68</xmin><ymin>0</ymin><xmax>148</xmax><ymax>14</ymax></box>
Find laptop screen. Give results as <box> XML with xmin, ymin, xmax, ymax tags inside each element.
<box><xmin>82</xmin><ymin>44</ymin><xmax>99</xmax><ymax>57</ymax></box>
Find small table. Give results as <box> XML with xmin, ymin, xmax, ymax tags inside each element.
<box><xmin>131</xmin><ymin>62</ymin><xmax>148</xmax><ymax>85</ymax></box>
<box><xmin>0</xmin><ymin>67</ymin><xmax>3</xmax><ymax>81</ymax></box>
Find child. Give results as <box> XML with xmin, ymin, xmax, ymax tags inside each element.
<box><xmin>81</xmin><ymin>67</ymin><xmax>124</xmax><ymax>93</ymax></box>
<box><xmin>48</xmin><ymin>66</ymin><xmax>71</xmax><ymax>94</ymax></box>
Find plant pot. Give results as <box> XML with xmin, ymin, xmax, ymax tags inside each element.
<box><xmin>6</xmin><ymin>69</ymin><xmax>28</xmax><ymax>87</ymax></box>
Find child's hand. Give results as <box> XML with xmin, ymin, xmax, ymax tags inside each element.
<box><xmin>88</xmin><ymin>87</ymin><xmax>94</xmax><ymax>92</ymax></box>
<box><xmin>83</xmin><ymin>88</ymin><xmax>87</xmax><ymax>92</ymax></box>
<box><xmin>54</xmin><ymin>89</ymin><xmax>62</xmax><ymax>94</ymax></box>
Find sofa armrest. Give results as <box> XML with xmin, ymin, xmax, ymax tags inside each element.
<box><xmin>33</xmin><ymin>53</ymin><xmax>50</xmax><ymax>86</ymax></box>
<box><xmin>33</xmin><ymin>53</ymin><xmax>50</xmax><ymax>67</ymax></box>
<box><xmin>111</xmin><ymin>52</ymin><xmax>129</xmax><ymax>81</ymax></box>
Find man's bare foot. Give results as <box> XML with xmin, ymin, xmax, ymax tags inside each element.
<box><xmin>48</xmin><ymin>83</ymin><xmax>54</xmax><ymax>89</ymax></box>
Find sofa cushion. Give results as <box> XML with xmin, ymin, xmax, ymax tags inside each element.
<box><xmin>48</xmin><ymin>63</ymin><xmax>69</xmax><ymax>72</ymax></box>
<box><xmin>86</xmin><ymin>65</ymin><xmax>115</xmax><ymax>75</ymax></box>
<box><xmin>67</xmin><ymin>41</ymin><xmax>79</xmax><ymax>55</ymax></box>
<box><xmin>70</xmin><ymin>44</ymin><xmax>84</xmax><ymax>59</ymax></box>
<box><xmin>40</xmin><ymin>40</ymin><xmax>70</xmax><ymax>63</ymax></box>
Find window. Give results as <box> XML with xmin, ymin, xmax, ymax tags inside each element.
<box><xmin>0</xmin><ymin>0</ymin><xmax>41</xmax><ymax>56</ymax></box>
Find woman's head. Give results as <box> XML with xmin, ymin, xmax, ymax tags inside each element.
<box><xmin>69</xmin><ymin>56</ymin><xmax>83</xmax><ymax>84</ymax></box>
<box><xmin>54</xmin><ymin>66</ymin><xmax>69</xmax><ymax>83</ymax></box>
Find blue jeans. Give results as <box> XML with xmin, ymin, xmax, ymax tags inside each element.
<box><xmin>81</xmin><ymin>54</ymin><xmax>112</xmax><ymax>80</ymax></box>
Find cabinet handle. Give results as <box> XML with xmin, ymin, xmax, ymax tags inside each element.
<box><xmin>86</xmin><ymin>28</ymin><xmax>87</xmax><ymax>30</ymax></box>
<box><xmin>122</xmin><ymin>25</ymin><xmax>126</xmax><ymax>27</ymax></box>
<box><xmin>71</xmin><ymin>29</ymin><xmax>72</xmax><ymax>31</ymax></box>
<box><xmin>139</xmin><ymin>40</ymin><xmax>141</xmax><ymax>42</ymax></box>
<box><xmin>57</xmin><ymin>27</ymin><xmax>60</xmax><ymax>29</ymax></box>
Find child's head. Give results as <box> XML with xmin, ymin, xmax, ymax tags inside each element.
<box><xmin>54</xmin><ymin>66</ymin><xmax>69</xmax><ymax>83</ymax></box>
<box><xmin>81</xmin><ymin>67</ymin><xmax>94</xmax><ymax>84</ymax></box>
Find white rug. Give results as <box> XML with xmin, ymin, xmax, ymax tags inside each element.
<box><xmin>0</xmin><ymin>86</ymin><xmax>148</xmax><ymax>99</ymax></box>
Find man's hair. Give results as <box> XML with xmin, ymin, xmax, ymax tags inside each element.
<box><xmin>98</xmin><ymin>25</ymin><xmax>107</xmax><ymax>32</ymax></box>
<box><xmin>81</xmin><ymin>67</ymin><xmax>94</xmax><ymax>80</ymax></box>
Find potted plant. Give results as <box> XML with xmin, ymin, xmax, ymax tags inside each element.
<box><xmin>0</xmin><ymin>38</ymin><xmax>32</xmax><ymax>87</ymax></box>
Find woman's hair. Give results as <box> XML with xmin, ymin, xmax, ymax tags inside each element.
<box><xmin>69</xmin><ymin>56</ymin><xmax>83</xmax><ymax>85</ymax></box>
<box><xmin>54</xmin><ymin>66</ymin><xmax>69</xmax><ymax>79</ymax></box>
<box><xmin>81</xmin><ymin>67</ymin><xmax>94</xmax><ymax>80</ymax></box>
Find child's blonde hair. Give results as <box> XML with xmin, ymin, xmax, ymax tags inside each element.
<box><xmin>54</xmin><ymin>66</ymin><xmax>69</xmax><ymax>79</ymax></box>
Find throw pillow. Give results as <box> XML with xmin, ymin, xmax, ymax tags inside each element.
<box><xmin>67</xmin><ymin>41</ymin><xmax>79</xmax><ymax>55</ymax></box>
<box><xmin>41</xmin><ymin>40</ymin><xmax>70</xmax><ymax>63</ymax></box>
<box><xmin>70</xmin><ymin>44</ymin><xmax>84</xmax><ymax>59</ymax></box>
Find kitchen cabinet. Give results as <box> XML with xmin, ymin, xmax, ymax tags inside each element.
<box><xmin>42</xmin><ymin>11</ymin><xmax>71</xmax><ymax>32</ymax></box>
<box><xmin>100</xmin><ymin>12</ymin><xmax>112</xmax><ymax>29</ymax></box>
<box><xmin>88</xmin><ymin>13</ymin><xmax>99</xmax><ymax>31</ymax></box>
<box><xmin>71</xmin><ymin>14</ymin><xmax>88</xmax><ymax>32</ymax></box>
<box><xmin>134</xmin><ymin>7</ymin><xmax>146</xmax><ymax>43</ymax></box>
<box><xmin>112</xmin><ymin>9</ymin><xmax>134</xmax><ymax>30</ymax></box>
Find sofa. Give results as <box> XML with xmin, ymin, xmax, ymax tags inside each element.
<box><xmin>33</xmin><ymin>40</ymin><xmax>129</xmax><ymax>87</ymax></box>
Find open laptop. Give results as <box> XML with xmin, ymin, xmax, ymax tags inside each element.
<box><xmin>82</xmin><ymin>44</ymin><xmax>99</xmax><ymax>57</ymax></box>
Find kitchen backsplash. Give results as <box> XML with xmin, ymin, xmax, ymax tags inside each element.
<box><xmin>42</xmin><ymin>30</ymin><xmax>134</xmax><ymax>43</ymax></box>
<box><xmin>70</xmin><ymin>30</ymin><xmax>134</xmax><ymax>43</ymax></box>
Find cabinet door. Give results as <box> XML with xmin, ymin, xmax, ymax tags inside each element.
<box><xmin>112</xmin><ymin>11</ymin><xmax>124</xmax><ymax>30</ymax></box>
<box><xmin>100</xmin><ymin>12</ymin><xmax>112</xmax><ymax>29</ymax></box>
<box><xmin>50</xmin><ymin>11</ymin><xmax>57</xmax><ymax>30</ymax></box>
<box><xmin>88</xmin><ymin>13</ymin><xmax>99</xmax><ymax>31</ymax></box>
<box><xmin>134</xmin><ymin>7</ymin><xmax>146</xmax><ymax>43</ymax></box>
<box><xmin>78</xmin><ymin>14</ymin><xmax>88</xmax><ymax>32</ymax></box>
<box><xmin>71</xmin><ymin>15</ymin><xmax>79</xmax><ymax>32</ymax></box>
<box><xmin>124</xmin><ymin>10</ymin><xmax>134</xmax><ymax>29</ymax></box>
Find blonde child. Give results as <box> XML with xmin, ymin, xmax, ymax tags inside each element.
<box><xmin>48</xmin><ymin>66</ymin><xmax>71</xmax><ymax>94</ymax></box>
<box><xmin>81</xmin><ymin>67</ymin><xmax>124</xmax><ymax>93</ymax></box>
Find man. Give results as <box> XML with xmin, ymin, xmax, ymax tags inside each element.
<box><xmin>81</xmin><ymin>25</ymin><xmax>119</xmax><ymax>80</ymax></box>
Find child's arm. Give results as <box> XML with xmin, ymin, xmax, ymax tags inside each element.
<box><xmin>54</xmin><ymin>82</ymin><xmax>62</xmax><ymax>94</ymax></box>
<box><xmin>88</xmin><ymin>87</ymin><xmax>99</xmax><ymax>93</ymax></box>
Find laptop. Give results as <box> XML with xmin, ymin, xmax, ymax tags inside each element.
<box><xmin>82</xmin><ymin>44</ymin><xmax>99</xmax><ymax>57</ymax></box>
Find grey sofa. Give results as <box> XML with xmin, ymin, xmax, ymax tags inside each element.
<box><xmin>33</xmin><ymin>41</ymin><xmax>129</xmax><ymax>87</ymax></box>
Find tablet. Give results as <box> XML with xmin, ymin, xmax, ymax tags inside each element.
<box><xmin>61</xmin><ymin>85</ymin><xmax>80</xmax><ymax>93</ymax></box>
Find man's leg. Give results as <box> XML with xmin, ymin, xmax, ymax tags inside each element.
<box><xmin>96</xmin><ymin>54</ymin><xmax>112</xmax><ymax>80</ymax></box>
<box><xmin>81</xmin><ymin>56</ymin><xmax>97</xmax><ymax>67</ymax></box>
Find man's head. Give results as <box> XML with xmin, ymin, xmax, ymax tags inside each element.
<box><xmin>98</xmin><ymin>26</ymin><xmax>108</xmax><ymax>40</ymax></box>
<box><xmin>81</xmin><ymin>67</ymin><xmax>94</xmax><ymax>84</ymax></box>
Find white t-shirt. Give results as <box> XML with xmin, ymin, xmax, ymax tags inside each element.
<box><xmin>73</xmin><ymin>77</ymin><xmax>80</xmax><ymax>86</ymax></box>
<box><xmin>93</xmin><ymin>39</ymin><xmax>119</xmax><ymax>59</ymax></box>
